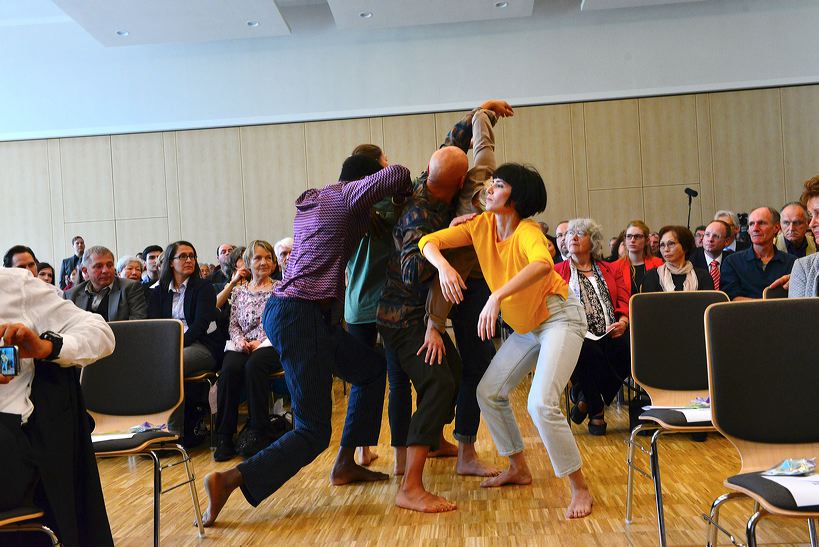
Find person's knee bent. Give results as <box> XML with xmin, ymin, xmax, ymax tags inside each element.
<box><xmin>526</xmin><ymin>390</ymin><xmax>561</xmax><ymax>422</ymax></box>
<box><xmin>297</xmin><ymin>422</ymin><xmax>332</xmax><ymax>459</ymax></box>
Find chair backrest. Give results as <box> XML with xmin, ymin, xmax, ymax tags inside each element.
<box><xmin>762</xmin><ymin>285</ymin><xmax>788</xmax><ymax>299</ymax></box>
<box><xmin>630</xmin><ymin>291</ymin><xmax>729</xmax><ymax>406</ymax></box>
<box><xmin>705</xmin><ymin>298</ymin><xmax>819</xmax><ymax>471</ymax></box>
<box><xmin>81</xmin><ymin>320</ymin><xmax>184</xmax><ymax>431</ymax></box>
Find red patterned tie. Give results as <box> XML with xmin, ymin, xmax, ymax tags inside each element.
<box><xmin>710</xmin><ymin>259</ymin><xmax>720</xmax><ymax>290</ymax></box>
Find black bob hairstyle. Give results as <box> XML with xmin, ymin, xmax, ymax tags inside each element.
<box><xmin>338</xmin><ymin>154</ymin><xmax>383</xmax><ymax>183</ymax></box>
<box><xmin>492</xmin><ymin>163</ymin><xmax>548</xmax><ymax>219</ymax></box>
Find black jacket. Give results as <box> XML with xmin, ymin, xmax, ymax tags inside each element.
<box><xmin>690</xmin><ymin>247</ymin><xmax>733</xmax><ymax>270</ymax></box>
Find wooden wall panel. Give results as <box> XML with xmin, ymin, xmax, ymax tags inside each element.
<box><xmin>588</xmin><ymin>188</ymin><xmax>644</xmax><ymax>241</ymax></box>
<box><xmin>304</xmin><ymin>118</ymin><xmax>371</xmax><ymax>188</ymax></box>
<box><xmin>710</xmin><ymin>88</ymin><xmax>785</xmax><ymax>212</ymax></box>
<box><xmin>643</xmin><ymin>184</ymin><xmax>703</xmax><ymax>233</ymax></box>
<box><xmin>504</xmin><ymin>105</ymin><xmax>575</xmax><ymax>231</ymax></box>
<box><xmin>639</xmin><ymin>95</ymin><xmax>699</xmax><ymax>187</ymax></box>
<box><xmin>570</xmin><ymin>104</ymin><xmax>590</xmax><ymax>218</ymax></box>
<box><xmin>111</xmin><ymin>133</ymin><xmax>167</xmax><ymax>220</ymax></box>
<box><xmin>65</xmin><ymin>220</ymin><xmax>117</xmax><ymax>254</ymax></box>
<box><xmin>175</xmin><ymin>128</ymin><xmax>246</xmax><ymax>260</ymax></box>
<box><xmin>584</xmin><ymin>99</ymin><xmax>642</xmax><ymax>190</ymax></box>
<box><xmin>47</xmin><ymin>140</ymin><xmax>67</xmax><ymax>262</ymax></box>
<box><xmin>59</xmin><ymin>136</ymin><xmax>114</xmax><ymax>223</ymax></box>
<box><xmin>695</xmin><ymin>95</ymin><xmax>716</xmax><ymax>220</ymax></box>
<box><xmin>240</xmin><ymin>123</ymin><xmax>308</xmax><ymax>243</ymax></box>
<box><xmin>0</xmin><ymin>140</ymin><xmax>54</xmax><ymax>262</ymax></box>
<box><xmin>116</xmin><ymin>218</ymin><xmax>169</xmax><ymax>257</ymax></box>
<box><xmin>382</xmin><ymin>114</ymin><xmax>437</xmax><ymax>177</ymax></box>
<box><xmin>781</xmin><ymin>84</ymin><xmax>819</xmax><ymax>201</ymax></box>
<box><xmin>162</xmin><ymin>132</ymin><xmax>182</xmax><ymax>242</ymax></box>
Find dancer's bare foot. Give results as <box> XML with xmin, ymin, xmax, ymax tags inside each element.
<box><xmin>456</xmin><ymin>442</ymin><xmax>500</xmax><ymax>477</ymax></box>
<box><xmin>330</xmin><ymin>459</ymin><xmax>389</xmax><ymax>485</ymax></box>
<box><xmin>565</xmin><ymin>468</ymin><xmax>593</xmax><ymax>518</ymax></box>
<box><xmin>395</xmin><ymin>485</ymin><xmax>457</xmax><ymax>513</ymax></box>
<box><xmin>393</xmin><ymin>446</ymin><xmax>407</xmax><ymax>476</ymax></box>
<box><xmin>356</xmin><ymin>446</ymin><xmax>378</xmax><ymax>466</ymax></box>
<box><xmin>202</xmin><ymin>469</ymin><xmax>242</xmax><ymax>527</ymax></box>
<box><xmin>566</xmin><ymin>487</ymin><xmax>593</xmax><ymax>518</ymax></box>
<box><xmin>480</xmin><ymin>465</ymin><xmax>533</xmax><ymax>487</ymax></box>
<box><xmin>428</xmin><ymin>435</ymin><xmax>457</xmax><ymax>458</ymax></box>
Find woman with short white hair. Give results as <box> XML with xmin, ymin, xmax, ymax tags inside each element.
<box><xmin>116</xmin><ymin>255</ymin><xmax>145</xmax><ymax>282</ymax></box>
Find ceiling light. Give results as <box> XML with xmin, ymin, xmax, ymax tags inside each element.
<box><xmin>495</xmin><ymin>1</ymin><xmax>509</xmax><ymax>7</ymax></box>
<box><xmin>115</xmin><ymin>30</ymin><xmax>129</xmax><ymax>37</ymax></box>
<box><xmin>359</xmin><ymin>11</ymin><xmax>373</xmax><ymax>19</ymax></box>
<box><xmin>247</xmin><ymin>21</ymin><xmax>260</xmax><ymax>27</ymax></box>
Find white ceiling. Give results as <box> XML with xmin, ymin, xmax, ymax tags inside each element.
<box><xmin>0</xmin><ymin>0</ymin><xmax>716</xmax><ymax>47</ymax></box>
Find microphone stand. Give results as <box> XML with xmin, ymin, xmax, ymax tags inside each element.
<box><xmin>687</xmin><ymin>193</ymin><xmax>693</xmax><ymax>230</ymax></box>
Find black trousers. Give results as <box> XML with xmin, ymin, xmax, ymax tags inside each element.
<box><xmin>0</xmin><ymin>412</ymin><xmax>37</xmax><ymax>511</ymax></box>
<box><xmin>378</xmin><ymin>322</ymin><xmax>461</xmax><ymax>450</ymax></box>
<box><xmin>571</xmin><ymin>333</ymin><xmax>631</xmax><ymax>416</ymax></box>
<box><xmin>216</xmin><ymin>347</ymin><xmax>282</xmax><ymax>437</ymax></box>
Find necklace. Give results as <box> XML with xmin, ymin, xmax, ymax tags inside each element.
<box><xmin>249</xmin><ymin>279</ymin><xmax>272</xmax><ymax>291</ymax></box>
<box><xmin>575</xmin><ymin>268</ymin><xmax>593</xmax><ymax>273</ymax></box>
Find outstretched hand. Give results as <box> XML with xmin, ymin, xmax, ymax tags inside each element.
<box><xmin>479</xmin><ymin>100</ymin><xmax>514</xmax><ymax>118</ymax></box>
<box><xmin>768</xmin><ymin>274</ymin><xmax>790</xmax><ymax>291</ymax></box>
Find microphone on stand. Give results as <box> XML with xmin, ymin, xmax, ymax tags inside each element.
<box><xmin>684</xmin><ymin>187</ymin><xmax>698</xmax><ymax>228</ymax></box>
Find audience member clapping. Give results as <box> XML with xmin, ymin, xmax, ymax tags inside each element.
<box><xmin>554</xmin><ymin>218</ymin><xmax>630</xmax><ymax>436</ymax></box>
<box><xmin>641</xmin><ymin>226</ymin><xmax>713</xmax><ymax>292</ymax></box>
<box><xmin>214</xmin><ymin>240</ymin><xmax>283</xmax><ymax>462</ymax></box>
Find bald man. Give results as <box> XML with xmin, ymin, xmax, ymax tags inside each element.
<box><xmin>376</xmin><ymin>102</ymin><xmax>516</xmax><ymax>512</ymax></box>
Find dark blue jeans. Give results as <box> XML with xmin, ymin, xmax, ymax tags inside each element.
<box><xmin>345</xmin><ymin>322</ymin><xmax>411</xmax><ymax>447</ymax></box>
<box><xmin>238</xmin><ymin>297</ymin><xmax>386</xmax><ymax>506</ymax></box>
<box><xmin>450</xmin><ymin>277</ymin><xmax>495</xmax><ymax>443</ymax></box>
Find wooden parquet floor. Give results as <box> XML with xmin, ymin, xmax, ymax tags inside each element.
<box><xmin>97</xmin><ymin>378</ymin><xmax>812</xmax><ymax>546</ymax></box>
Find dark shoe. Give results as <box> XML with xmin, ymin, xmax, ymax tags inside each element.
<box><xmin>570</xmin><ymin>397</ymin><xmax>588</xmax><ymax>425</ymax></box>
<box><xmin>182</xmin><ymin>431</ymin><xmax>207</xmax><ymax>449</ymax></box>
<box><xmin>569</xmin><ymin>384</ymin><xmax>582</xmax><ymax>405</ymax></box>
<box><xmin>588</xmin><ymin>414</ymin><xmax>607</xmax><ymax>436</ymax></box>
<box><xmin>213</xmin><ymin>437</ymin><xmax>236</xmax><ymax>462</ymax></box>
<box><xmin>690</xmin><ymin>432</ymin><xmax>707</xmax><ymax>442</ymax></box>
<box><xmin>237</xmin><ymin>428</ymin><xmax>271</xmax><ymax>459</ymax></box>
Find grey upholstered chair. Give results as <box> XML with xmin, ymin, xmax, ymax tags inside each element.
<box><xmin>80</xmin><ymin>319</ymin><xmax>204</xmax><ymax>546</ymax></box>
<box><xmin>703</xmin><ymin>298</ymin><xmax>819</xmax><ymax>547</ymax></box>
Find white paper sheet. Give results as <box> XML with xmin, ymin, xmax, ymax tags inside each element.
<box><xmin>640</xmin><ymin>406</ymin><xmax>711</xmax><ymax>423</ymax></box>
<box><xmin>92</xmin><ymin>432</ymin><xmax>137</xmax><ymax>442</ymax></box>
<box><xmin>585</xmin><ymin>325</ymin><xmax>615</xmax><ymax>341</ymax></box>
<box><xmin>762</xmin><ymin>475</ymin><xmax>819</xmax><ymax>507</ymax></box>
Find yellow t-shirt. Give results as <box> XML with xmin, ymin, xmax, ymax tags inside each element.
<box><xmin>418</xmin><ymin>212</ymin><xmax>568</xmax><ymax>334</ymax></box>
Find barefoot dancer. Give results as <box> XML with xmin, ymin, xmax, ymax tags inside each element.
<box><xmin>201</xmin><ymin>163</ymin><xmax>412</xmax><ymax>526</ymax></box>
<box><xmin>419</xmin><ymin>163</ymin><xmax>595</xmax><ymax>519</ymax></box>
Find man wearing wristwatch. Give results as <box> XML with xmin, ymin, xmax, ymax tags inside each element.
<box><xmin>1</xmin><ymin>267</ymin><xmax>115</xmax><ymax>546</ymax></box>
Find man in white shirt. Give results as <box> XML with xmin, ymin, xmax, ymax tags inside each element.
<box><xmin>0</xmin><ymin>267</ymin><xmax>115</xmax><ymax>545</ymax></box>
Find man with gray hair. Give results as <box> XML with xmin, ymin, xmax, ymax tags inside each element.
<box><xmin>66</xmin><ymin>245</ymin><xmax>147</xmax><ymax>321</ymax></box>
<box><xmin>775</xmin><ymin>201</ymin><xmax>816</xmax><ymax>258</ymax></box>
<box><xmin>714</xmin><ymin>209</ymin><xmax>750</xmax><ymax>252</ymax></box>
<box><xmin>274</xmin><ymin>237</ymin><xmax>294</xmax><ymax>278</ymax></box>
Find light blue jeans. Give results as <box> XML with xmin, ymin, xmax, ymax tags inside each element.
<box><xmin>477</xmin><ymin>294</ymin><xmax>587</xmax><ymax>477</ymax></box>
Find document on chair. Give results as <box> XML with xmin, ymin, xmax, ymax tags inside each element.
<box><xmin>762</xmin><ymin>475</ymin><xmax>819</xmax><ymax>507</ymax></box>
<box><xmin>91</xmin><ymin>432</ymin><xmax>137</xmax><ymax>442</ymax></box>
<box><xmin>584</xmin><ymin>325</ymin><xmax>615</xmax><ymax>341</ymax></box>
<box><xmin>677</xmin><ymin>408</ymin><xmax>712</xmax><ymax>422</ymax></box>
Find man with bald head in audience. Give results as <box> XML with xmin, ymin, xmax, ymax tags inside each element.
<box><xmin>721</xmin><ymin>207</ymin><xmax>796</xmax><ymax>300</ymax></box>
<box><xmin>691</xmin><ymin>219</ymin><xmax>733</xmax><ymax>290</ymax></box>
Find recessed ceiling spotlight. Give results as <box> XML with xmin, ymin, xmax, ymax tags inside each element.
<box><xmin>247</xmin><ymin>20</ymin><xmax>260</xmax><ymax>27</ymax></box>
<box><xmin>495</xmin><ymin>1</ymin><xmax>509</xmax><ymax>7</ymax></box>
<box><xmin>115</xmin><ymin>30</ymin><xmax>129</xmax><ymax>37</ymax></box>
<box><xmin>359</xmin><ymin>11</ymin><xmax>373</xmax><ymax>19</ymax></box>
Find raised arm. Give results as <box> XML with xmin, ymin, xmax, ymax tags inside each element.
<box><xmin>343</xmin><ymin>164</ymin><xmax>412</xmax><ymax>217</ymax></box>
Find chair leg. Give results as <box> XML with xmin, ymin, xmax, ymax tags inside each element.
<box><xmin>705</xmin><ymin>491</ymin><xmax>744</xmax><ymax>547</ymax></box>
<box><xmin>650</xmin><ymin>429</ymin><xmax>667</xmax><ymax>547</ymax></box>
<box><xmin>625</xmin><ymin>423</ymin><xmax>647</xmax><ymax>524</ymax></box>
<box><xmin>746</xmin><ymin>508</ymin><xmax>767</xmax><ymax>547</ymax></box>
<box><xmin>808</xmin><ymin>518</ymin><xmax>817</xmax><ymax>547</ymax></box>
<box><xmin>173</xmin><ymin>444</ymin><xmax>205</xmax><ymax>538</ymax></box>
<box><xmin>148</xmin><ymin>451</ymin><xmax>162</xmax><ymax>547</ymax></box>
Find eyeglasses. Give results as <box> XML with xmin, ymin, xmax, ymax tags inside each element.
<box><xmin>625</xmin><ymin>234</ymin><xmax>645</xmax><ymax>240</ymax></box>
<box><xmin>658</xmin><ymin>241</ymin><xmax>678</xmax><ymax>250</ymax></box>
<box><xmin>173</xmin><ymin>253</ymin><xmax>197</xmax><ymax>262</ymax></box>
<box><xmin>566</xmin><ymin>230</ymin><xmax>587</xmax><ymax>238</ymax></box>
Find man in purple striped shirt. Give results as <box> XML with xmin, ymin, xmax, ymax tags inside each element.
<box><xmin>202</xmin><ymin>162</ymin><xmax>412</xmax><ymax>525</ymax></box>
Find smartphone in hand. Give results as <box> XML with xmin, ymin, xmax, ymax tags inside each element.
<box><xmin>1</xmin><ymin>345</ymin><xmax>19</xmax><ymax>376</ymax></box>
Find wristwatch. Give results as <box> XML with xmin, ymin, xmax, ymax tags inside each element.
<box><xmin>39</xmin><ymin>331</ymin><xmax>63</xmax><ymax>361</ymax></box>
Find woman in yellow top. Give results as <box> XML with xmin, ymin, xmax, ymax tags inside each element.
<box><xmin>419</xmin><ymin>163</ymin><xmax>593</xmax><ymax>519</ymax></box>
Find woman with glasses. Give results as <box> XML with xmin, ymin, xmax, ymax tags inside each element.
<box><xmin>613</xmin><ymin>220</ymin><xmax>663</xmax><ymax>296</ymax></box>
<box><xmin>419</xmin><ymin>163</ymin><xmax>594</xmax><ymax>519</ymax></box>
<box><xmin>641</xmin><ymin>226</ymin><xmax>713</xmax><ymax>292</ymax></box>
<box><xmin>214</xmin><ymin>240</ymin><xmax>283</xmax><ymax>461</ymax></box>
<box><xmin>554</xmin><ymin>219</ymin><xmax>630</xmax><ymax>437</ymax></box>
<box><xmin>148</xmin><ymin>240</ymin><xmax>220</xmax><ymax>444</ymax></box>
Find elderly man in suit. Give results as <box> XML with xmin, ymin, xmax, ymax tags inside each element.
<box><xmin>690</xmin><ymin>219</ymin><xmax>733</xmax><ymax>291</ymax></box>
<box><xmin>66</xmin><ymin>245</ymin><xmax>147</xmax><ymax>321</ymax></box>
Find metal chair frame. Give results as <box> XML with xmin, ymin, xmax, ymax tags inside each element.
<box><xmin>0</xmin><ymin>509</ymin><xmax>60</xmax><ymax>545</ymax></box>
